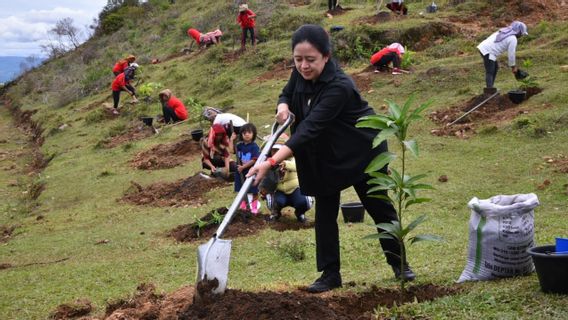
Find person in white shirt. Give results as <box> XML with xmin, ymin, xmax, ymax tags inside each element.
<box><xmin>202</xmin><ymin>106</ymin><xmax>247</xmax><ymax>137</ymax></box>
<box><xmin>477</xmin><ymin>21</ymin><xmax>528</xmax><ymax>92</ymax></box>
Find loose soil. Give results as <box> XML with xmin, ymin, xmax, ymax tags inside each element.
<box><xmin>429</xmin><ymin>87</ymin><xmax>542</xmax><ymax>138</ymax></box>
<box><xmin>121</xmin><ymin>173</ymin><xmax>229</xmax><ymax>207</ymax></box>
<box><xmin>1</xmin><ymin>225</ymin><xmax>16</xmax><ymax>243</ymax></box>
<box><xmin>355</xmin><ymin>11</ymin><xmax>393</xmax><ymax>24</ymax></box>
<box><xmin>130</xmin><ymin>138</ymin><xmax>201</xmax><ymax>170</ymax></box>
<box><xmin>169</xmin><ymin>207</ymin><xmax>314</xmax><ymax>243</ymax></box>
<box><xmin>544</xmin><ymin>154</ymin><xmax>568</xmax><ymax>174</ymax></box>
<box><xmin>50</xmin><ymin>299</ymin><xmax>93</xmax><ymax>320</ymax></box>
<box><xmin>69</xmin><ymin>282</ymin><xmax>460</xmax><ymax>320</ymax></box>
<box><xmin>100</xmin><ymin>125</ymin><xmax>155</xmax><ymax>149</ymax></box>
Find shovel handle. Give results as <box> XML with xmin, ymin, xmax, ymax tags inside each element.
<box><xmin>213</xmin><ymin>113</ymin><xmax>294</xmax><ymax>239</ymax></box>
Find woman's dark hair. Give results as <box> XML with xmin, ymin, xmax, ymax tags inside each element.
<box><xmin>291</xmin><ymin>24</ymin><xmax>331</xmax><ymax>56</ymax></box>
<box><xmin>239</xmin><ymin>123</ymin><xmax>257</xmax><ymax>141</ymax></box>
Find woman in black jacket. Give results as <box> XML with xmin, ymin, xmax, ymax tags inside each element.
<box><xmin>248</xmin><ymin>24</ymin><xmax>415</xmax><ymax>293</ymax></box>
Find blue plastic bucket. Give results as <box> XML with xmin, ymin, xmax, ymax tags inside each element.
<box><xmin>556</xmin><ymin>237</ymin><xmax>568</xmax><ymax>254</ymax></box>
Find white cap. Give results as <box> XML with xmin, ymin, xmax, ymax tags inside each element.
<box><xmin>130</xmin><ymin>63</ymin><xmax>139</xmax><ymax>68</ymax></box>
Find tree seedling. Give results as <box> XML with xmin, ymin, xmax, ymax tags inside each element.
<box><xmin>210</xmin><ymin>209</ymin><xmax>224</xmax><ymax>225</ymax></box>
<box><xmin>194</xmin><ymin>215</ymin><xmax>210</xmax><ymax>237</ymax></box>
<box><xmin>357</xmin><ymin>95</ymin><xmax>441</xmax><ymax>292</ymax></box>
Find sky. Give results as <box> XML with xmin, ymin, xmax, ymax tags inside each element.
<box><xmin>0</xmin><ymin>1</ymin><xmax>108</xmax><ymax>57</ymax></box>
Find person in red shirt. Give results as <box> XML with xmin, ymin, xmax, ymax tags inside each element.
<box><xmin>369</xmin><ymin>43</ymin><xmax>405</xmax><ymax>75</ymax></box>
<box><xmin>237</xmin><ymin>4</ymin><xmax>256</xmax><ymax>50</ymax></box>
<box><xmin>158</xmin><ymin>89</ymin><xmax>188</xmax><ymax>123</ymax></box>
<box><xmin>112</xmin><ymin>54</ymin><xmax>136</xmax><ymax>76</ymax></box>
<box><xmin>111</xmin><ymin>63</ymin><xmax>138</xmax><ymax>114</ymax></box>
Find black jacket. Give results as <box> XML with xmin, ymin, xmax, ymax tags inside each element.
<box><xmin>278</xmin><ymin>60</ymin><xmax>387</xmax><ymax>196</ymax></box>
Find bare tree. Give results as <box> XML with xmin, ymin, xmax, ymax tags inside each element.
<box><xmin>52</xmin><ymin>18</ymin><xmax>82</xmax><ymax>49</ymax></box>
<box><xmin>41</xmin><ymin>17</ymin><xmax>83</xmax><ymax>58</ymax></box>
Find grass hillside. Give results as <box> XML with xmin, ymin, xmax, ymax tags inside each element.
<box><xmin>1</xmin><ymin>0</ymin><xmax>568</xmax><ymax>319</ymax></box>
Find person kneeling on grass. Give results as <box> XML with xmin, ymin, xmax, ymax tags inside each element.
<box><xmin>370</xmin><ymin>42</ymin><xmax>405</xmax><ymax>75</ymax></box>
<box><xmin>158</xmin><ymin>89</ymin><xmax>188</xmax><ymax>123</ymax></box>
<box><xmin>187</xmin><ymin>28</ymin><xmax>223</xmax><ymax>48</ymax></box>
<box><xmin>200</xmin><ymin>124</ymin><xmax>236</xmax><ymax>180</ymax></box>
<box><xmin>386</xmin><ymin>0</ymin><xmax>408</xmax><ymax>15</ymax></box>
<box><xmin>111</xmin><ymin>63</ymin><xmax>139</xmax><ymax>115</ymax></box>
<box><xmin>262</xmin><ymin>137</ymin><xmax>313</xmax><ymax>224</ymax></box>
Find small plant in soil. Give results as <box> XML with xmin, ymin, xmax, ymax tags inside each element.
<box><xmin>210</xmin><ymin>209</ymin><xmax>225</xmax><ymax>225</ymax></box>
<box><xmin>357</xmin><ymin>95</ymin><xmax>441</xmax><ymax>292</ymax></box>
<box><xmin>401</xmin><ymin>47</ymin><xmax>415</xmax><ymax>69</ymax></box>
<box><xmin>194</xmin><ymin>215</ymin><xmax>210</xmax><ymax>237</ymax></box>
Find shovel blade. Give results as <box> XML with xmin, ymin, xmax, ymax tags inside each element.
<box><xmin>196</xmin><ymin>238</ymin><xmax>232</xmax><ymax>294</ymax></box>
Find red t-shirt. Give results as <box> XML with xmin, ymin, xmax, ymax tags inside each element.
<box><xmin>167</xmin><ymin>96</ymin><xmax>188</xmax><ymax>120</ymax></box>
<box><xmin>370</xmin><ymin>47</ymin><xmax>401</xmax><ymax>65</ymax></box>
<box><xmin>111</xmin><ymin>73</ymin><xmax>128</xmax><ymax>91</ymax></box>
<box><xmin>237</xmin><ymin>10</ymin><xmax>256</xmax><ymax>29</ymax></box>
<box><xmin>112</xmin><ymin>60</ymin><xmax>129</xmax><ymax>73</ymax></box>
<box><xmin>187</xmin><ymin>28</ymin><xmax>201</xmax><ymax>44</ymax></box>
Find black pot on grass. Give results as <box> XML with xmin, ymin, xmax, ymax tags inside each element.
<box><xmin>527</xmin><ymin>245</ymin><xmax>568</xmax><ymax>294</ymax></box>
<box><xmin>191</xmin><ymin>129</ymin><xmax>204</xmax><ymax>142</ymax></box>
<box><xmin>140</xmin><ymin>116</ymin><xmax>153</xmax><ymax>127</ymax></box>
<box><xmin>508</xmin><ymin>90</ymin><xmax>526</xmax><ymax>104</ymax></box>
<box><xmin>340</xmin><ymin>202</ymin><xmax>365</xmax><ymax>223</ymax></box>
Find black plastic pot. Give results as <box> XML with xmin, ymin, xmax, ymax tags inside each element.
<box><xmin>340</xmin><ymin>202</ymin><xmax>365</xmax><ymax>223</ymax></box>
<box><xmin>140</xmin><ymin>117</ymin><xmax>153</xmax><ymax>127</ymax></box>
<box><xmin>191</xmin><ymin>129</ymin><xmax>204</xmax><ymax>142</ymax></box>
<box><xmin>508</xmin><ymin>90</ymin><xmax>526</xmax><ymax>104</ymax></box>
<box><xmin>527</xmin><ymin>245</ymin><xmax>568</xmax><ymax>294</ymax></box>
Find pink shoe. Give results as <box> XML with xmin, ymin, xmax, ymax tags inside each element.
<box><xmin>251</xmin><ymin>199</ymin><xmax>259</xmax><ymax>215</ymax></box>
<box><xmin>239</xmin><ymin>201</ymin><xmax>247</xmax><ymax>210</ymax></box>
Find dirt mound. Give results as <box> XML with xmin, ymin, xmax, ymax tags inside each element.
<box><xmin>121</xmin><ymin>173</ymin><xmax>229</xmax><ymax>207</ymax></box>
<box><xmin>449</xmin><ymin>0</ymin><xmax>568</xmax><ymax>29</ymax></box>
<box><xmin>81</xmin><ymin>282</ymin><xmax>459</xmax><ymax>320</ymax></box>
<box><xmin>169</xmin><ymin>207</ymin><xmax>314</xmax><ymax>242</ymax></box>
<box><xmin>429</xmin><ymin>87</ymin><xmax>542</xmax><ymax>138</ymax></box>
<box><xmin>544</xmin><ymin>155</ymin><xmax>568</xmax><ymax>174</ymax></box>
<box><xmin>356</xmin><ymin>11</ymin><xmax>392</xmax><ymax>24</ymax></box>
<box><xmin>101</xmin><ymin>125</ymin><xmax>155</xmax><ymax>149</ymax></box>
<box><xmin>249</xmin><ymin>60</ymin><xmax>293</xmax><ymax>84</ymax></box>
<box><xmin>130</xmin><ymin>138</ymin><xmax>201</xmax><ymax>170</ymax></box>
<box><xmin>50</xmin><ymin>299</ymin><xmax>92</xmax><ymax>320</ymax></box>
<box><xmin>1</xmin><ymin>225</ymin><xmax>16</xmax><ymax>243</ymax></box>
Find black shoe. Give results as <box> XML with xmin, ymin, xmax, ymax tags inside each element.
<box><xmin>391</xmin><ymin>264</ymin><xmax>416</xmax><ymax>281</ymax></box>
<box><xmin>306</xmin><ymin>271</ymin><xmax>342</xmax><ymax>293</ymax></box>
<box><xmin>296</xmin><ymin>214</ymin><xmax>307</xmax><ymax>223</ymax></box>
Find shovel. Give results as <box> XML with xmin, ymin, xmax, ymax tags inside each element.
<box><xmin>195</xmin><ymin>113</ymin><xmax>294</xmax><ymax>297</ymax></box>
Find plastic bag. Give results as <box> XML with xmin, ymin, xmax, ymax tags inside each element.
<box><xmin>457</xmin><ymin>193</ymin><xmax>539</xmax><ymax>282</ymax></box>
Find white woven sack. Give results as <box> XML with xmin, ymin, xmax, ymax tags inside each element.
<box><xmin>457</xmin><ymin>193</ymin><xmax>539</xmax><ymax>283</ymax></box>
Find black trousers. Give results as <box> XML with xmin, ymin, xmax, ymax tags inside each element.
<box><xmin>112</xmin><ymin>84</ymin><xmax>136</xmax><ymax>109</ymax></box>
<box><xmin>314</xmin><ymin>176</ymin><xmax>403</xmax><ymax>273</ymax></box>
<box><xmin>480</xmin><ymin>52</ymin><xmax>498</xmax><ymax>88</ymax></box>
<box><xmin>373</xmin><ymin>52</ymin><xmax>401</xmax><ymax>70</ymax></box>
<box><xmin>162</xmin><ymin>105</ymin><xmax>181</xmax><ymax>123</ymax></box>
<box><xmin>328</xmin><ymin>0</ymin><xmax>337</xmax><ymax>10</ymax></box>
<box><xmin>241</xmin><ymin>27</ymin><xmax>255</xmax><ymax>47</ymax></box>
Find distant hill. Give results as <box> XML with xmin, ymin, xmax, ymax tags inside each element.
<box><xmin>0</xmin><ymin>56</ymin><xmax>44</xmax><ymax>83</ymax></box>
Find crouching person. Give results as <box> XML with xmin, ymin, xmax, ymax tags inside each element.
<box><xmin>264</xmin><ymin>138</ymin><xmax>313</xmax><ymax>223</ymax></box>
<box><xmin>200</xmin><ymin>124</ymin><xmax>236</xmax><ymax>180</ymax></box>
<box><xmin>158</xmin><ymin>89</ymin><xmax>188</xmax><ymax>123</ymax></box>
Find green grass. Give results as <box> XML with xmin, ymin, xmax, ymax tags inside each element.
<box><xmin>2</xmin><ymin>0</ymin><xmax>568</xmax><ymax>319</ymax></box>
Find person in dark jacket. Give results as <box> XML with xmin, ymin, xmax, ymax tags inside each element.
<box><xmin>248</xmin><ymin>24</ymin><xmax>415</xmax><ymax>293</ymax></box>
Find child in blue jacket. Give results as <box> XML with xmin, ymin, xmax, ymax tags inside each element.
<box><xmin>233</xmin><ymin>123</ymin><xmax>261</xmax><ymax>214</ymax></box>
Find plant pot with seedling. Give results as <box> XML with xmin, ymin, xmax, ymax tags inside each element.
<box><xmin>527</xmin><ymin>239</ymin><xmax>568</xmax><ymax>294</ymax></box>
